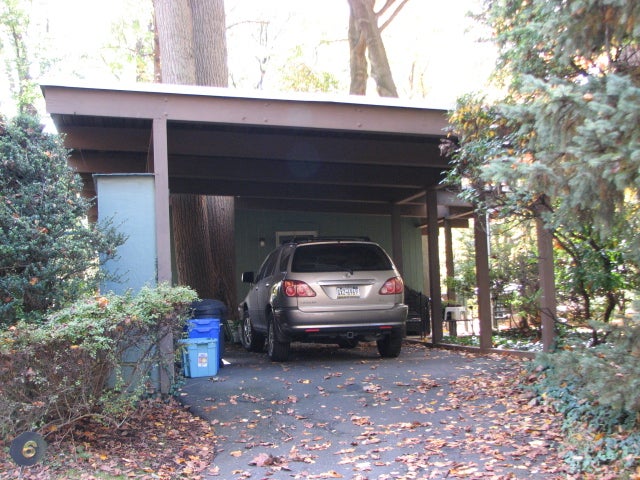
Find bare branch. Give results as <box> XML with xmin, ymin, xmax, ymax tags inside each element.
<box><xmin>375</xmin><ymin>0</ymin><xmax>397</xmax><ymax>18</ymax></box>
<box><xmin>379</xmin><ymin>0</ymin><xmax>411</xmax><ymax>32</ymax></box>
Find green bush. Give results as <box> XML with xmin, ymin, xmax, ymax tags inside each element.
<box><xmin>0</xmin><ymin>284</ymin><xmax>197</xmax><ymax>441</ymax></box>
<box><xmin>0</xmin><ymin>113</ymin><xmax>125</xmax><ymax>327</ymax></box>
<box><xmin>528</xmin><ymin>320</ymin><xmax>640</xmax><ymax>474</ymax></box>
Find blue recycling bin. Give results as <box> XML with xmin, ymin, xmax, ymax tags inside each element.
<box><xmin>179</xmin><ymin>338</ymin><xmax>219</xmax><ymax>377</ymax></box>
<box><xmin>187</xmin><ymin>317</ymin><xmax>220</xmax><ymax>339</ymax></box>
<box><xmin>187</xmin><ymin>299</ymin><xmax>228</xmax><ymax>367</ymax></box>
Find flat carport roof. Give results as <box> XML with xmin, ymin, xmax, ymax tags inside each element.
<box><xmin>41</xmin><ymin>82</ymin><xmax>471</xmax><ymax>223</ymax></box>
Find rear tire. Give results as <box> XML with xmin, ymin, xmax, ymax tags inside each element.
<box><xmin>377</xmin><ymin>329</ymin><xmax>403</xmax><ymax>358</ymax></box>
<box><xmin>241</xmin><ymin>310</ymin><xmax>265</xmax><ymax>352</ymax></box>
<box><xmin>267</xmin><ymin>317</ymin><xmax>290</xmax><ymax>362</ymax></box>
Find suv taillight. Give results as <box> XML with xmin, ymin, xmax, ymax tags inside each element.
<box><xmin>379</xmin><ymin>276</ymin><xmax>404</xmax><ymax>295</ymax></box>
<box><xmin>283</xmin><ymin>280</ymin><xmax>316</xmax><ymax>297</ymax></box>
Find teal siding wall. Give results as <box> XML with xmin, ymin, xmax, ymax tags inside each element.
<box><xmin>96</xmin><ymin>174</ymin><xmax>157</xmax><ymax>294</ymax></box>
<box><xmin>235</xmin><ymin>209</ymin><xmax>425</xmax><ymax>301</ymax></box>
<box><xmin>401</xmin><ymin>219</ymin><xmax>426</xmax><ymax>291</ymax></box>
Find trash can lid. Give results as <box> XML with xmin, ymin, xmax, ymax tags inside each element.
<box><xmin>191</xmin><ymin>299</ymin><xmax>227</xmax><ymax>317</ymax></box>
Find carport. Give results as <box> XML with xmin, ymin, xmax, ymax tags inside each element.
<box><xmin>41</xmin><ymin>82</ymin><xmax>497</xmax><ymax>348</ymax></box>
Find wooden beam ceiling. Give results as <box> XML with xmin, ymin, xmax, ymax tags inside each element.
<box><xmin>43</xmin><ymin>83</ymin><xmax>471</xmax><ymax>221</ymax></box>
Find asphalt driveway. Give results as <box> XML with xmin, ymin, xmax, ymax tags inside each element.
<box><xmin>178</xmin><ymin>341</ymin><xmax>567</xmax><ymax>479</ymax></box>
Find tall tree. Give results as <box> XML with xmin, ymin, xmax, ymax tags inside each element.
<box><xmin>170</xmin><ymin>194</ymin><xmax>214</xmax><ymax>298</ymax></box>
<box><xmin>153</xmin><ymin>0</ymin><xmax>196</xmax><ymax>83</ymax></box>
<box><xmin>444</xmin><ymin>1</ymin><xmax>640</xmax><ymax>334</ymax></box>
<box><xmin>154</xmin><ymin>0</ymin><xmax>237</xmax><ymax>314</ymax></box>
<box><xmin>347</xmin><ymin>0</ymin><xmax>409</xmax><ymax>96</ymax></box>
<box><xmin>191</xmin><ymin>0</ymin><xmax>228</xmax><ymax>86</ymax></box>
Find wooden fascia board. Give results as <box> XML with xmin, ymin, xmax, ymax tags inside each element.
<box><xmin>42</xmin><ymin>84</ymin><xmax>449</xmax><ymax>136</ymax></box>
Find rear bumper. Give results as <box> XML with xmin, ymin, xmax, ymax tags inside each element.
<box><xmin>273</xmin><ymin>304</ymin><xmax>408</xmax><ymax>342</ymax></box>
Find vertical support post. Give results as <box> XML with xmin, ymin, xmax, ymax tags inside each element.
<box><xmin>536</xmin><ymin>215</ymin><xmax>557</xmax><ymax>352</ymax></box>
<box><xmin>391</xmin><ymin>204</ymin><xmax>404</xmax><ymax>275</ymax></box>
<box><xmin>474</xmin><ymin>212</ymin><xmax>492</xmax><ymax>352</ymax></box>
<box><xmin>444</xmin><ymin>219</ymin><xmax>457</xmax><ymax>336</ymax></box>
<box><xmin>152</xmin><ymin>117</ymin><xmax>172</xmax><ymax>284</ymax></box>
<box><xmin>152</xmin><ymin>117</ymin><xmax>173</xmax><ymax>395</ymax></box>
<box><xmin>444</xmin><ymin>219</ymin><xmax>455</xmax><ymax>301</ymax></box>
<box><xmin>426</xmin><ymin>189</ymin><xmax>443</xmax><ymax>343</ymax></box>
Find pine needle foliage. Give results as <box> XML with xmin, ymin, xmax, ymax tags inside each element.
<box><xmin>444</xmin><ymin>0</ymin><xmax>640</xmax><ymax>326</ymax></box>
<box><xmin>0</xmin><ymin>114</ymin><xmax>125</xmax><ymax>327</ymax></box>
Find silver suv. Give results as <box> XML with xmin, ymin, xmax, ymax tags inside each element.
<box><xmin>238</xmin><ymin>237</ymin><xmax>408</xmax><ymax>361</ymax></box>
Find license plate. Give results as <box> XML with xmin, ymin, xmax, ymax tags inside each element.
<box><xmin>336</xmin><ymin>286</ymin><xmax>359</xmax><ymax>298</ymax></box>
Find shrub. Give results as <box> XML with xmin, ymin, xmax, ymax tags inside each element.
<box><xmin>0</xmin><ymin>113</ymin><xmax>125</xmax><ymax>327</ymax></box>
<box><xmin>528</xmin><ymin>320</ymin><xmax>640</xmax><ymax>474</ymax></box>
<box><xmin>0</xmin><ymin>284</ymin><xmax>197</xmax><ymax>441</ymax></box>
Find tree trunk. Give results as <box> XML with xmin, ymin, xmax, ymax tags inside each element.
<box><xmin>153</xmin><ymin>20</ymin><xmax>162</xmax><ymax>82</ymax></box>
<box><xmin>171</xmin><ymin>194</ymin><xmax>214</xmax><ymax>298</ymax></box>
<box><xmin>206</xmin><ymin>196</ymin><xmax>236</xmax><ymax>312</ymax></box>
<box><xmin>189</xmin><ymin>0</ymin><xmax>236</xmax><ymax>314</ymax></box>
<box><xmin>154</xmin><ymin>0</ymin><xmax>237</xmax><ymax>316</ymax></box>
<box><xmin>347</xmin><ymin>0</ymin><xmax>399</xmax><ymax>97</ymax></box>
<box><xmin>153</xmin><ymin>0</ymin><xmax>196</xmax><ymax>84</ymax></box>
<box><xmin>190</xmin><ymin>0</ymin><xmax>228</xmax><ymax>86</ymax></box>
<box><xmin>348</xmin><ymin>5</ymin><xmax>368</xmax><ymax>95</ymax></box>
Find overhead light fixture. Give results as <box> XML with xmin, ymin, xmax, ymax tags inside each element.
<box><xmin>259</xmin><ymin>237</ymin><xmax>265</xmax><ymax>247</ymax></box>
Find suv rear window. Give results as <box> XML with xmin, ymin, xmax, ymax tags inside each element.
<box><xmin>291</xmin><ymin>243</ymin><xmax>393</xmax><ymax>273</ymax></box>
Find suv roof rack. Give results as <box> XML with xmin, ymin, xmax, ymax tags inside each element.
<box><xmin>282</xmin><ymin>236</ymin><xmax>371</xmax><ymax>244</ymax></box>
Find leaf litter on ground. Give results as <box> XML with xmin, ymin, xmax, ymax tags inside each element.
<box><xmin>0</xmin><ymin>398</ymin><xmax>217</xmax><ymax>479</ymax></box>
<box><xmin>1</xmin><ymin>346</ymin><xmax>632</xmax><ymax>479</ymax></box>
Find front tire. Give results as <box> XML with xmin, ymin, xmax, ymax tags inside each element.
<box><xmin>241</xmin><ymin>310</ymin><xmax>265</xmax><ymax>352</ymax></box>
<box><xmin>377</xmin><ymin>329</ymin><xmax>403</xmax><ymax>358</ymax></box>
<box><xmin>267</xmin><ymin>317</ymin><xmax>290</xmax><ymax>362</ymax></box>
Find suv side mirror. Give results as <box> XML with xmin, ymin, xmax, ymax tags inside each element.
<box><xmin>241</xmin><ymin>271</ymin><xmax>255</xmax><ymax>283</ymax></box>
